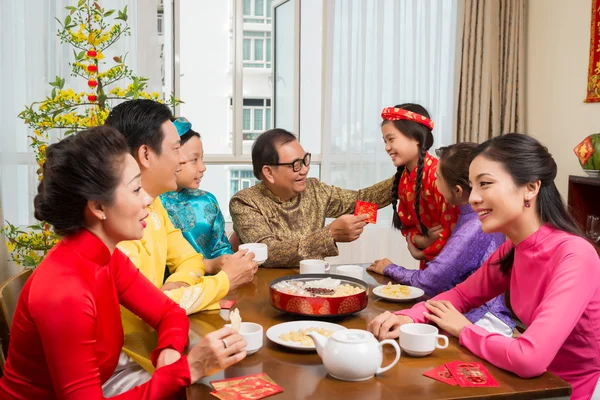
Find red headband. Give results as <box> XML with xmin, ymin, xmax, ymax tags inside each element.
<box><xmin>381</xmin><ymin>107</ymin><xmax>434</xmax><ymax>131</ymax></box>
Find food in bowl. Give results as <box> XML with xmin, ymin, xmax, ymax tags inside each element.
<box><xmin>279</xmin><ymin>327</ymin><xmax>334</xmax><ymax>346</ymax></box>
<box><xmin>270</xmin><ymin>274</ymin><xmax>369</xmax><ymax>316</ymax></box>
<box><xmin>272</xmin><ymin>277</ymin><xmax>364</xmax><ymax>298</ymax></box>
<box><xmin>380</xmin><ymin>282</ymin><xmax>412</xmax><ymax>298</ymax></box>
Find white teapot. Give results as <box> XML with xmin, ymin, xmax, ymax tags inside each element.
<box><xmin>307</xmin><ymin>329</ymin><xmax>400</xmax><ymax>381</ymax></box>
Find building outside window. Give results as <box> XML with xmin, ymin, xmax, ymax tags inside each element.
<box><xmin>243</xmin><ymin>31</ymin><xmax>271</xmax><ymax>69</ymax></box>
<box><xmin>243</xmin><ymin>0</ymin><xmax>273</xmax><ymax>24</ymax></box>
<box><xmin>229</xmin><ymin>168</ymin><xmax>259</xmax><ymax>198</ymax></box>
<box><xmin>243</xmin><ymin>98</ymin><xmax>271</xmax><ymax>141</ymax></box>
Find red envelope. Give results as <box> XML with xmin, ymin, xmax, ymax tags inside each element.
<box><xmin>210</xmin><ymin>373</ymin><xmax>277</xmax><ymax>390</ymax></box>
<box><xmin>354</xmin><ymin>200</ymin><xmax>378</xmax><ymax>224</ymax></box>
<box><xmin>445</xmin><ymin>361</ymin><xmax>500</xmax><ymax>388</ymax></box>
<box><xmin>219</xmin><ymin>299</ymin><xmax>236</xmax><ymax>309</ymax></box>
<box><xmin>210</xmin><ymin>377</ymin><xmax>283</xmax><ymax>400</ymax></box>
<box><xmin>423</xmin><ymin>365</ymin><xmax>458</xmax><ymax>386</ymax></box>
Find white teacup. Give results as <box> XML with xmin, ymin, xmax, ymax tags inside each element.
<box><xmin>239</xmin><ymin>243</ymin><xmax>268</xmax><ymax>265</ymax></box>
<box><xmin>299</xmin><ymin>259</ymin><xmax>330</xmax><ymax>274</ymax></box>
<box><xmin>399</xmin><ymin>323</ymin><xmax>449</xmax><ymax>357</ymax></box>
<box><xmin>336</xmin><ymin>265</ymin><xmax>364</xmax><ymax>281</ymax></box>
<box><xmin>225</xmin><ymin>322</ymin><xmax>264</xmax><ymax>355</ymax></box>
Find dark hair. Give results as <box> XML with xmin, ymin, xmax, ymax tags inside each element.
<box><xmin>170</xmin><ymin>116</ymin><xmax>201</xmax><ymax>145</ymax></box>
<box><xmin>435</xmin><ymin>142</ymin><xmax>478</xmax><ymax>197</ymax></box>
<box><xmin>181</xmin><ymin>129</ymin><xmax>200</xmax><ymax>145</ymax></box>
<box><xmin>34</xmin><ymin>126</ymin><xmax>129</xmax><ymax>236</ymax></box>
<box><xmin>105</xmin><ymin>99</ymin><xmax>173</xmax><ymax>157</ymax></box>
<box><xmin>251</xmin><ymin>129</ymin><xmax>297</xmax><ymax>180</ymax></box>
<box><xmin>471</xmin><ymin>133</ymin><xmax>593</xmax><ymax>275</ymax></box>
<box><xmin>384</xmin><ymin>103</ymin><xmax>434</xmax><ymax>234</ymax></box>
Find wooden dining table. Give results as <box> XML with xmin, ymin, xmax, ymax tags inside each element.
<box><xmin>178</xmin><ymin>265</ymin><xmax>572</xmax><ymax>399</ymax></box>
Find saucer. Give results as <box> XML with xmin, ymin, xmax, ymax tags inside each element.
<box><xmin>401</xmin><ymin>347</ymin><xmax>432</xmax><ymax>357</ymax></box>
<box><xmin>373</xmin><ymin>284</ymin><xmax>425</xmax><ymax>302</ymax></box>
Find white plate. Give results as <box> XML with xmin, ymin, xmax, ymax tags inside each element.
<box><xmin>266</xmin><ymin>320</ymin><xmax>347</xmax><ymax>351</ymax></box>
<box><xmin>373</xmin><ymin>284</ymin><xmax>425</xmax><ymax>302</ymax></box>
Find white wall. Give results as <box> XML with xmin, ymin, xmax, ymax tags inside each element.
<box><xmin>526</xmin><ymin>0</ymin><xmax>600</xmax><ymax>197</ymax></box>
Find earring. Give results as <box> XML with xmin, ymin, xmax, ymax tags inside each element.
<box><xmin>102</xmin><ymin>215</ymin><xmax>107</xmax><ymax>220</ymax></box>
<box><xmin>524</xmin><ymin>199</ymin><xmax>531</xmax><ymax>208</ymax></box>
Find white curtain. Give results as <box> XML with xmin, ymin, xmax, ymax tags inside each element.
<box><xmin>0</xmin><ymin>0</ymin><xmax>159</xmax><ymax>279</ymax></box>
<box><xmin>321</xmin><ymin>0</ymin><xmax>459</xmax><ymax>267</ymax></box>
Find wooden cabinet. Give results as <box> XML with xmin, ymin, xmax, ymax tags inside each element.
<box><xmin>568</xmin><ymin>175</ymin><xmax>600</xmax><ymax>231</ymax></box>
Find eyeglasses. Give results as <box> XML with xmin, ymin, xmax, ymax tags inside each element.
<box><xmin>268</xmin><ymin>153</ymin><xmax>311</xmax><ymax>172</ymax></box>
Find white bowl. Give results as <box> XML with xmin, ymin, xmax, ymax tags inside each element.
<box><xmin>225</xmin><ymin>322</ymin><xmax>263</xmax><ymax>355</ymax></box>
<box><xmin>239</xmin><ymin>243</ymin><xmax>268</xmax><ymax>265</ymax></box>
<box><xmin>335</xmin><ymin>265</ymin><xmax>364</xmax><ymax>281</ymax></box>
<box><xmin>583</xmin><ymin>169</ymin><xmax>599</xmax><ymax>177</ymax></box>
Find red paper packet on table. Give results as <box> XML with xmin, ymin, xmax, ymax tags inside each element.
<box><xmin>445</xmin><ymin>361</ymin><xmax>500</xmax><ymax>388</ymax></box>
<box><xmin>423</xmin><ymin>365</ymin><xmax>458</xmax><ymax>386</ymax></box>
<box><xmin>210</xmin><ymin>376</ymin><xmax>283</xmax><ymax>400</ymax></box>
<box><xmin>219</xmin><ymin>299</ymin><xmax>236</xmax><ymax>309</ymax></box>
<box><xmin>210</xmin><ymin>373</ymin><xmax>277</xmax><ymax>390</ymax></box>
<box><xmin>354</xmin><ymin>200</ymin><xmax>377</xmax><ymax>224</ymax></box>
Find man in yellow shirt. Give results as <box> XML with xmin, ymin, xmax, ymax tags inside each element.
<box><xmin>102</xmin><ymin>100</ymin><xmax>257</xmax><ymax>392</ymax></box>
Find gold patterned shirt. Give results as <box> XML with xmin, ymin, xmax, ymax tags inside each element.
<box><xmin>230</xmin><ymin>177</ymin><xmax>394</xmax><ymax>268</ymax></box>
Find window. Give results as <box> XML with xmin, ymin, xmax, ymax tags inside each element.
<box><xmin>322</xmin><ymin>0</ymin><xmax>458</xmax><ymax>224</ymax></box>
<box><xmin>243</xmin><ymin>31</ymin><xmax>271</xmax><ymax>68</ymax></box>
<box><xmin>0</xmin><ymin>2</ymin><xmax>169</xmax><ymax>229</ymax></box>
<box><xmin>179</xmin><ymin>1</ymin><xmax>235</xmax><ymax>155</ymax></box>
<box><xmin>178</xmin><ymin>0</ymin><xmax>274</xmax><ymax>157</ymax></box>
<box><xmin>243</xmin><ymin>0</ymin><xmax>273</xmax><ymax>24</ymax></box>
<box><xmin>242</xmin><ymin>99</ymin><xmax>271</xmax><ymax>141</ymax></box>
<box><xmin>176</xmin><ymin>0</ymin><xmax>314</xmax><ymax>221</ymax></box>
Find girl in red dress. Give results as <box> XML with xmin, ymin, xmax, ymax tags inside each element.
<box><xmin>0</xmin><ymin>126</ymin><xmax>247</xmax><ymax>399</ymax></box>
<box><xmin>379</xmin><ymin>103</ymin><xmax>460</xmax><ymax>269</ymax></box>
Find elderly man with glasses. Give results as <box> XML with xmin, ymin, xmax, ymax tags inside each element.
<box><xmin>230</xmin><ymin>128</ymin><xmax>393</xmax><ymax>268</ymax></box>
